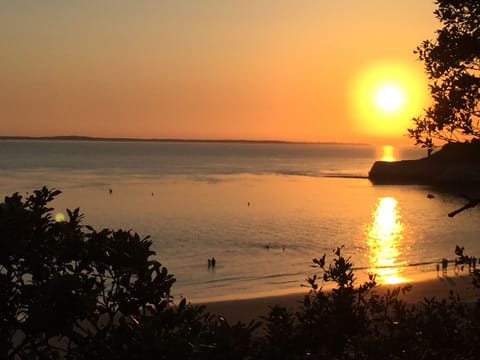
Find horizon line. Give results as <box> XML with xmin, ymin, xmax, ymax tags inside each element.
<box><xmin>0</xmin><ymin>135</ymin><xmax>370</xmax><ymax>146</ymax></box>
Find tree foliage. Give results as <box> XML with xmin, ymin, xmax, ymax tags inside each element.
<box><xmin>0</xmin><ymin>187</ymin><xmax>260</xmax><ymax>359</ymax></box>
<box><xmin>261</xmin><ymin>247</ymin><xmax>480</xmax><ymax>360</ymax></box>
<box><xmin>2</xmin><ymin>187</ymin><xmax>480</xmax><ymax>359</ymax></box>
<box><xmin>409</xmin><ymin>0</ymin><xmax>480</xmax><ymax>153</ymax></box>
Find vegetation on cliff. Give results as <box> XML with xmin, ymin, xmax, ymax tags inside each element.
<box><xmin>408</xmin><ymin>0</ymin><xmax>480</xmax><ymax>154</ymax></box>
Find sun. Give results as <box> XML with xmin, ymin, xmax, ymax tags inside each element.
<box><xmin>374</xmin><ymin>84</ymin><xmax>405</xmax><ymax>112</ymax></box>
<box><xmin>349</xmin><ymin>60</ymin><xmax>429</xmax><ymax>138</ymax></box>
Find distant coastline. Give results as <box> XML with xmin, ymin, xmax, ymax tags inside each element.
<box><xmin>0</xmin><ymin>135</ymin><xmax>368</xmax><ymax>146</ymax></box>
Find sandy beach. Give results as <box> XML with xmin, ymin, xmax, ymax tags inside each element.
<box><xmin>197</xmin><ymin>274</ymin><xmax>480</xmax><ymax>324</ymax></box>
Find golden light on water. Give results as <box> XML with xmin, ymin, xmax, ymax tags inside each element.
<box><xmin>366</xmin><ymin>197</ymin><xmax>408</xmax><ymax>284</ymax></box>
<box><xmin>380</xmin><ymin>145</ymin><xmax>396</xmax><ymax>162</ymax></box>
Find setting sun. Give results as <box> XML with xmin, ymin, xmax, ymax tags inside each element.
<box><xmin>374</xmin><ymin>84</ymin><xmax>405</xmax><ymax>112</ymax></box>
<box><xmin>350</xmin><ymin>60</ymin><xmax>429</xmax><ymax>139</ymax></box>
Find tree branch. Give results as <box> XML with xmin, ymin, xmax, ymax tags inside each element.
<box><xmin>448</xmin><ymin>195</ymin><xmax>480</xmax><ymax>217</ymax></box>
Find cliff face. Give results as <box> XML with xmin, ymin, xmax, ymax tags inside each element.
<box><xmin>368</xmin><ymin>141</ymin><xmax>480</xmax><ymax>186</ymax></box>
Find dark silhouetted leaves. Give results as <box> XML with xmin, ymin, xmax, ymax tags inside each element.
<box><xmin>409</xmin><ymin>0</ymin><xmax>480</xmax><ymax>153</ymax></box>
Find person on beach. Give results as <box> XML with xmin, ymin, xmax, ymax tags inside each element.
<box><xmin>442</xmin><ymin>258</ymin><xmax>448</xmax><ymax>276</ymax></box>
<box><xmin>211</xmin><ymin>257</ymin><xmax>216</xmax><ymax>268</ymax></box>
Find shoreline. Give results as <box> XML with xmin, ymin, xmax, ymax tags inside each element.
<box><xmin>194</xmin><ymin>273</ymin><xmax>479</xmax><ymax>323</ymax></box>
<box><xmin>184</xmin><ymin>262</ymin><xmax>449</xmax><ymax>304</ymax></box>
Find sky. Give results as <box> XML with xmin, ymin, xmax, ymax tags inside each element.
<box><xmin>0</xmin><ymin>1</ymin><xmax>439</xmax><ymax>144</ymax></box>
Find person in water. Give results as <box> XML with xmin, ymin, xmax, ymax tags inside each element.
<box><xmin>442</xmin><ymin>258</ymin><xmax>448</xmax><ymax>276</ymax></box>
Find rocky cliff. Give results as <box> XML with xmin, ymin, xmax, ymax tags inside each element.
<box><xmin>368</xmin><ymin>141</ymin><xmax>480</xmax><ymax>186</ymax></box>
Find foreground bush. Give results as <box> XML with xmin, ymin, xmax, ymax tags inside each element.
<box><xmin>0</xmin><ymin>188</ymin><xmax>259</xmax><ymax>359</ymax></box>
<box><xmin>2</xmin><ymin>188</ymin><xmax>480</xmax><ymax>359</ymax></box>
<box><xmin>261</xmin><ymin>247</ymin><xmax>480</xmax><ymax>360</ymax></box>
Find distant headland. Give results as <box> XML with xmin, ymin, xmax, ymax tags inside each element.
<box><xmin>369</xmin><ymin>140</ymin><xmax>480</xmax><ymax>186</ymax></box>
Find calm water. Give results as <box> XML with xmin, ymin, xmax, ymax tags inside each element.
<box><xmin>1</xmin><ymin>140</ymin><xmax>479</xmax><ymax>301</ymax></box>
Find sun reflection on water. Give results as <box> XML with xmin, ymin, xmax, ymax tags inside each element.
<box><xmin>380</xmin><ymin>145</ymin><xmax>396</xmax><ymax>162</ymax></box>
<box><xmin>366</xmin><ymin>197</ymin><xmax>408</xmax><ymax>284</ymax></box>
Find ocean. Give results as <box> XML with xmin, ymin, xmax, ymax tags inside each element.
<box><xmin>1</xmin><ymin>140</ymin><xmax>479</xmax><ymax>301</ymax></box>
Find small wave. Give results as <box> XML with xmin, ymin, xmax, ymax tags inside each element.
<box><xmin>272</xmin><ymin>168</ymin><xmax>369</xmax><ymax>179</ymax></box>
<box><xmin>188</xmin><ymin>175</ymin><xmax>226</xmax><ymax>184</ymax></box>
<box><xmin>269</xmin><ymin>279</ymin><xmax>302</xmax><ymax>286</ymax></box>
<box><xmin>261</xmin><ymin>272</ymin><xmax>306</xmax><ymax>280</ymax></box>
<box><xmin>197</xmin><ymin>275</ymin><xmax>257</xmax><ymax>285</ymax></box>
<box><xmin>323</xmin><ymin>174</ymin><xmax>369</xmax><ymax>179</ymax></box>
<box><xmin>197</xmin><ymin>271</ymin><xmax>306</xmax><ymax>287</ymax></box>
<box><xmin>165</xmin><ymin>168</ymin><xmax>370</xmax><ymax>181</ymax></box>
<box><xmin>274</xmin><ymin>169</ymin><xmax>318</xmax><ymax>177</ymax></box>
<box><xmin>352</xmin><ymin>259</ymin><xmax>442</xmax><ymax>272</ymax></box>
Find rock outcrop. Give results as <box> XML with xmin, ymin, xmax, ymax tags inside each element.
<box><xmin>368</xmin><ymin>141</ymin><xmax>480</xmax><ymax>186</ymax></box>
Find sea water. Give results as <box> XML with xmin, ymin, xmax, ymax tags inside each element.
<box><xmin>1</xmin><ymin>140</ymin><xmax>479</xmax><ymax>301</ymax></box>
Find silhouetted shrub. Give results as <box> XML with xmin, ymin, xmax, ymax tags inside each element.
<box><xmin>261</xmin><ymin>247</ymin><xmax>480</xmax><ymax>360</ymax></box>
<box><xmin>2</xmin><ymin>188</ymin><xmax>480</xmax><ymax>359</ymax></box>
<box><xmin>0</xmin><ymin>187</ymin><xmax>259</xmax><ymax>359</ymax></box>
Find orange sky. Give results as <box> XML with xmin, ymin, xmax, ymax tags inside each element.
<box><xmin>0</xmin><ymin>1</ymin><xmax>438</xmax><ymax>144</ymax></box>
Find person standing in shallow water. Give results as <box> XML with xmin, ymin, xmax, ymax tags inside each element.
<box><xmin>208</xmin><ymin>258</ymin><xmax>216</xmax><ymax>269</ymax></box>
<box><xmin>442</xmin><ymin>258</ymin><xmax>448</xmax><ymax>276</ymax></box>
